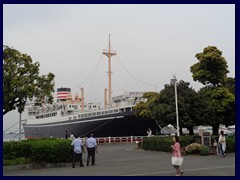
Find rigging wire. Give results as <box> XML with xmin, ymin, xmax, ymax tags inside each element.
<box><xmin>10</xmin><ymin>128</ymin><xmax>24</xmax><ymax>140</ymax></box>
<box><xmin>115</xmin><ymin>56</ymin><xmax>157</xmax><ymax>88</ymax></box>
<box><xmin>93</xmin><ymin>59</ymin><xmax>105</xmax><ymax>101</ymax></box>
<box><xmin>3</xmin><ymin>121</ymin><xmax>19</xmax><ymax>132</ymax></box>
<box><xmin>72</xmin><ymin>54</ymin><xmax>104</xmax><ymax>91</ymax></box>
<box><xmin>81</xmin><ymin>115</ymin><xmax>120</xmax><ymax>137</ymax></box>
<box><xmin>114</xmin><ymin>58</ymin><xmax>129</xmax><ymax>92</ymax></box>
<box><xmin>87</xmin><ymin>57</ymin><xmax>105</xmax><ymax>102</ymax></box>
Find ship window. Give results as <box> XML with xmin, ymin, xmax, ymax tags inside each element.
<box><xmin>109</xmin><ymin>110</ymin><xmax>113</xmax><ymax>113</ymax></box>
<box><xmin>88</xmin><ymin>113</ymin><xmax>91</xmax><ymax>117</ymax></box>
<box><xmin>78</xmin><ymin>115</ymin><xmax>81</xmax><ymax>118</ymax></box>
<box><xmin>68</xmin><ymin>117</ymin><xmax>72</xmax><ymax>120</ymax></box>
<box><xmin>114</xmin><ymin>109</ymin><xmax>118</xmax><ymax>113</ymax></box>
<box><xmin>92</xmin><ymin>113</ymin><xmax>96</xmax><ymax>116</ymax></box>
<box><xmin>81</xmin><ymin>114</ymin><xmax>84</xmax><ymax>118</ymax></box>
<box><xmin>85</xmin><ymin>114</ymin><xmax>87</xmax><ymax>117</ymax></box>
<box><xmin>97</xmin><ymin>112</ymin><xmax>101</xmax><ymax>115</ymax></box>
<box><xmin>73</xmin><ymin>116</ymin><xmax>77</xmax><ymax>120</ymax></box>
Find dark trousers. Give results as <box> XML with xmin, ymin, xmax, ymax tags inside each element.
<box><xmin>72</xmin><ymin>152</ymin><xmax>83</xmax><ymax>168</ymax></box>
<box><xmin>87</xmin><ymin>147</ymin><xmax>96</xmax><ymax>165</ymax></box>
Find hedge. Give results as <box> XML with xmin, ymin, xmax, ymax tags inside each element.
<box><xmin>3</xmin><ymin>138</ymin><xmax>73</xmax><ymax>164</ymax></box>
<box><xmin>142</xmin><ymin>136</ymin><xmax>193</xmax><ymax>153</ymax></box>
<box><xmin>142</xmin><ymin>135</ymin><xmax>235</xmax><ymax>153</ymax></box>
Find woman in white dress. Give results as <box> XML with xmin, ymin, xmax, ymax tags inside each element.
<box><xmin>218</xmin><ymin>130</ymin><xmax>226</xmax><ymax>157</ymax></box>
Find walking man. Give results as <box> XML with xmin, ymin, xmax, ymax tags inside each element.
<box><xmin>71</xmin><ymin>136</ymin><xmax>85</xmax><ymax>168</ymax></box>
<box><xmin>86</xmin><ymin>134</ymin><xmax>98</xmax><ymax>166</ymax></box>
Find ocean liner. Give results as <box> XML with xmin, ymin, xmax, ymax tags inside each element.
<box><xmin>22</xmin><ymin>35</ymin><xmax>160</xmax><ymax>138</ymax></box>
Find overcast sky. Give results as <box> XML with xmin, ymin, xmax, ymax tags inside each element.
<box><xmin>3</xmin><ymin>4</ymin><xmax>235</xmax><ymax>131</ymax></box>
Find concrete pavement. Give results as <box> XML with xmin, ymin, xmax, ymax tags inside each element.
<box><xmin>3</xmin><ymin>143</ymin><xmax>235</xmax><ymax>176</ymax></box>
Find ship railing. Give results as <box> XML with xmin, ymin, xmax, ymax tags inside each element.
<box><xmin>93</xmin><ymin>136</ymin><xmax>148</xmax><ymax>144</ymax></box>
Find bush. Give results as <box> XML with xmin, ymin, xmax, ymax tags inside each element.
<box><xmin>30</xmin><ymin>139</ymin><xmax>72</xmax><ymax>163</ymax></box>
<box><xmin>226</xmin><ymin>136</ymin><xmax>235</xmax><ymax>153</ymax></box>
<box><xmin>142</xmin><ymin>136</ymin><xmax>172</xmax><ymax>152</ymax></box>
<box><xmin>199</xmin><ymin>145</ymin><xmax>210</xmax><ymax>156</ymax></box>
<box><xmin>184</xmin><ymin>143</ymin><xmax>201</xmax><ymax>154</ymax></box>
<box><xmin>3</xmin><ymin>157</ymin><xmax>32</xmax><ymax>166</ymax></box>
<box><xmin>3</xmin><ymin>138</ymin><xmax>73</xmax><ymax>165</ymax></box>
<box><xmin>142</xmin><ymin>135</ymin><xmax>235</xmax><ymax>155</ymax></box>
<box><xmin>142</xmin><ymin>136</ymin><xmax>193</xmax><ymax>153</ymax></box>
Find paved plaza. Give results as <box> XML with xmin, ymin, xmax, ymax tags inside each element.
<box><xmin>3</xmin><ymin>143</ymin><xmax>235</xmax><ymax>176</ymax></box>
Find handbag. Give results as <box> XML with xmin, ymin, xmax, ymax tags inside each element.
<box><xmin>213</xmin><ymin>141</ymin><xmax>218</xmax><ymax>147</ymax></box>
<box><xmin>171</xmin><ymin>156</ymin><xmax>184</xmax><ymax>166</ymax></box>
<box><xmin>171</xmin><ymin>150</ymin><xmax>183</xmax><ymax>166</ymax></box>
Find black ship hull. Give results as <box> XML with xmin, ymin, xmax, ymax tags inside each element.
<box><xmin>23</xmin><ymin>111</ymin><xmax>160</xmax><ymax>138</ymax></box>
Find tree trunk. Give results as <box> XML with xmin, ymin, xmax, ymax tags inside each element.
<box><xmin>212</xmin><ymin>125</ymin><xmax>219</xmax><ymax>135</ymax></box>
<box><xmin>179</xmin><ymin>127</ymin><xmax>183</xmax><ymax>136</ymax></box>
<box><xmin>188</xmin><ymin>126</ymin><xmax>194</xmax><ymax>135</ymax></box>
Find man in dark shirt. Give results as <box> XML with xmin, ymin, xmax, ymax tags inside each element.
<box><xmin>65</xmin><ymin>131</ymin><xmax>69</xmax><ymax>139</ymax></box>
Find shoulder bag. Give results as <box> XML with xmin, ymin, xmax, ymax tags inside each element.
<box><xmin>171</xmin><ymin>151</ymin><xmax>184</xmax><ymax>166</ymax></box>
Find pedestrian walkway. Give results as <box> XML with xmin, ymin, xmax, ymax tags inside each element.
<box><xmin>3</xmin><ymin>143</ymin><xmax>235</xmax><ymax>176</ymax></box>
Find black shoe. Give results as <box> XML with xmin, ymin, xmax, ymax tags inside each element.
<box><xmin>80</xmin><ymin>165</ymin><xmax>84</xmax><ymax>167</ymax></box>
<box><xmin>72</xmin><ymin>166</ymin><xmax>75</xmax><ymax>168</ymax></box>
<box><xmin>92</xmin><ymin>164</ymin><xmax>95</xmax><ymax>166</ymax></box>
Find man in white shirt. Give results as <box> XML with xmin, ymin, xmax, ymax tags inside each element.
<box><xmin>147</xmin><ymin>128</ymin><xmax>152</xmax><ymax>137</ymax></box>
<box><xmin>86</xmin><ymin>134</ymin><xmax>98</xmax><ymax>166</ymax></box>
<box><xmin>71</xmin><ymin>136</ymin><xmax>85</xmax><ymax>168</ymax></box>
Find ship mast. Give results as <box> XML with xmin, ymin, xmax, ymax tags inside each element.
<box><xmin>80</xmin><ymin>88</ymin><xmax>84</xmax><ymax>112</ymax></box>
<box><xmin>103</xmin><ymin>34</ymin><xmax>117</xmax><ymax>107</ymax></box>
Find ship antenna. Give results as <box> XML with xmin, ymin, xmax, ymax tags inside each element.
<box><xmin>103</xmin><ymin>34</ymin><xmax>117</xmax><ymax>108</ymax></box>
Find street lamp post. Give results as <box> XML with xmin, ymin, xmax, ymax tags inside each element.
<box><xmin>171</xmin><ymin>76</ymin><xmax>180</xmax><ymax>136</ymax></box>
<box><xmin>18</xmin><ymin>112</ymin><xmax>21</xmax><ymax>142</ymax></box>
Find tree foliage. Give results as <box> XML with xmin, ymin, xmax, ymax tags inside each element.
<box><xmin>3</xmin><ymin>46</ymin><xmax>55</xmax><ymax>115</ymax></box>
<box><xmin>197</xmin><ymin>86</ymin><xmax>235</xmax><ymax>135</ymax></box>
<box><xmin>223</xmin><ymin>77</ymin><xmax>235</xmax><ymax>95</ymax></box>
<box><xmin>134</xmin><ymin>81</ymin><xmax>201</xmax><ymax>135</ymax></box>
<box><xmin>153</xmin><ymin>81</ymin><xmax>200</xmax><ymax>134</ymax></box>
<box><xmin>133</xmin><ymin>91</ymin><xmax>159</xmax><ymax>118</ymax></box>
<box><xmin>190</xmin><ymin>46</ymin><xmax>229</xmax><ymax>86</ymax></box>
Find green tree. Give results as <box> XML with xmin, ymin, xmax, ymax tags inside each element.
<box><xmin>223</xmin><ymin>77</ymin><xmax>235</xmax><ymax>95</ymax></box>
<box><xmin>3</xmin><ymin>46</ymin><xmax>55</xmax><ymax>115</ymax></box>
<box><xmin>197</xmin><ymin>86</ymin><xmax>235</xmax><ymax>135</ymax></box>
<box><xmin>190</xmin><ymin>46</ymin><xmax>229</xmax><ymax>86</ymax></box>
<box><xmin>134</xmin><ymin>81</ymin><xmax>201</xmax><ymax>135</ymax></box>
<box><xmin>133</xmin><ymin>91</ymin><xmax>159</xmax><ymax>118</ymax></box>
<box><xmin>152</xmin><ymin>80</ymin><xmax>200</xmax><ymax>135</ymax></box>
